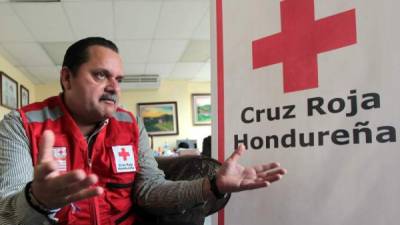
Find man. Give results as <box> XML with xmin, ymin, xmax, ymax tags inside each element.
<box><xmin>0</xmin><ymin>37</ymin><xmax>287</xmax><ymax>225</ymax></box>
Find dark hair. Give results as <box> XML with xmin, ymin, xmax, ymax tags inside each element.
<box><xmin>62</xmin><ymin>37</ymin><xmax>119</xmax><ymax>75</ymax></box>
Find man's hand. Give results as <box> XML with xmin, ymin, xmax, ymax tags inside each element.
<box><xmin>216</xmin><ymin>144</ymin><xmax>287</xmax><ymax>193</ymax></box>
<box><xmin>31</xmin><ymin>130</ymin><xmax>103</xmax><ymax>209</ymax></box>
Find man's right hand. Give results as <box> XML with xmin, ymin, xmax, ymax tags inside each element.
<box><xmin>31</xmin><ymin>130</ymin><xmax>103</xmax><ymax>209</ymax></box>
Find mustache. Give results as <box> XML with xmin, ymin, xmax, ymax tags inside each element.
<box><xmin>99</xmin><ymin>93</ymin><xmax>118</xmax><ymax>103</ymax></box>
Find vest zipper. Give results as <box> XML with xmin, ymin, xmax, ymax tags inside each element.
<box><xmin>86</xmin><ymin>150</ymin><xmax>98</xmax><ymax>225</ymax></box>
<box><xmin>88</xmin><ymin>158</ymin><xmax>92</xmax><ymax>168</ymax></box>
<box><xmin>85</xmin><ymin>120</ymin><xmax>108</xmax><ymax>225</ymax></box>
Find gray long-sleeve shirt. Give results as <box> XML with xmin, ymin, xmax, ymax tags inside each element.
<box><xmin>0</xmin><ymin>111</ymin><xmax>205</xmax><ymax>225</ymax></box>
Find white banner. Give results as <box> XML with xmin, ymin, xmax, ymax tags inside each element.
<box><xmin>211</xmin><ymin>1</ymin><xmax>400</xmax><ymax>225</ymax></box>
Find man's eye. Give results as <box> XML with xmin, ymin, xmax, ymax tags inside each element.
<box><xmin>95</xmin><ymin>72</ymin><xmax>106</xmax><ymax>80</ymax></box>
<box><xmin>116</xmin><ymin>77</ymin><xmax>123</xmax><ymax>83</ymax></box>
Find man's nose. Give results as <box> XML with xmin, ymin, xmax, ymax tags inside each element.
<box><xmin>106</xmin><ymin>77</ymin><xmax>120</xmax><ymax>92</ymax></box>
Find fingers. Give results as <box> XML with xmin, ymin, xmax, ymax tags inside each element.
<box><xmin>256</xmin><ymin>168</ymin><xmax>287</xmax><ymax>183</ymax></box>
<box><xmin>240</xmin><ymin>180</ymin><xmax>270</xmax><ymax>190</ymax></box>
<box><xmin>256</xmin><ymin>167</ymin><xmax>287</xmax><ymax>176</ymax></box>
<box><xmin>239</xmin><ymin>166</ymin><xmax>287</xmax><ymax>191</ymax></box>
<box><xmin>38</xmin><ymin>130</ymin><xmax>55</xmax><ymax>163</ymax></box>
<box><xmin>66</xmin><ymin>186</ymin><xmax>104</xmax><ymax>203</ymax></box>
<box><xmin>48</xmin><ymin>169</ymin><xmax>87</xmax><ymax>190</ymax></box>
<box><xmin>44</xmin><ymin>170</ymin><xmax>98</xmax><ymax>195</ymax></box>
<box><xmin>240</xmin><ymin>170</ymin><xmax>286</xmax><ymax>191</ymax></box>
<box><xmin>35</xmin><ymin>130</ymin><xmax>58</xmax><ymax>181</ymax></box>
<box><xmin>252</xmin><ymin>162</ymin><xmax>287</xmax><ymax>180</ymax></box>
<box><xmin>60</xmin><ymin>173</ymin><xmax>99</xmax><ymax>196</ymax></box>
<box><xmin>253</xmin><ymin>162</ymin><xmax>281</xmax><ymax>173</ymax></box>
<box><xmin>34</xmin><ymin>161</ymin><xmax>59</xmax><ymax>181</ymax></box>
<box><xmin>32</xmin><ymin>170</ymin><xmax>103</xmax><ymax>209</ymax></box>
<box><xmin>266</xmin><ymin>174</ymin><xmax>283</xmax><ymax>183</ymax></box>
<box><xmin>258</xmin><ymin>167</ymin><xmax>286</xmax><ymax>177</ymax></box>
<box><xmin>226</xmin><ymin>144</ymin><xmax>246</xmax><ymax>163</ymax></box>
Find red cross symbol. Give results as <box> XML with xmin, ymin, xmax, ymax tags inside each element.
<box><xmin>118</xmin><ymin>148</ymin><xmax>130</xmax><ymax>161</ymax></box>
<box><xmin>252</xmin><ymin>0</ymin><xmax>357</xmax><ymax>93</ymax></box>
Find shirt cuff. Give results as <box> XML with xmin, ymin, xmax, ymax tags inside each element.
<box><xmin>15</xmin><ymin>189</ymin><xmax>50</xmax><ymax>224</ymax></box>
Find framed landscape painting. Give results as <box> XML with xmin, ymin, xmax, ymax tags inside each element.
<box><xmin>137</xmin><ymin>101</ymin><xmax>179</xmax><ymax>136</ymax></box>
<box><xmin>192</xmin><ymin>93</ymin><xmax>211</xmax><ymax>125</ymax></box>
<box><xmin>0</xmin><ymin>71</ymin><xmax>18</xmax><ymax>110</ymax></box>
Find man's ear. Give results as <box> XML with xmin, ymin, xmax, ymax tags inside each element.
<box><xmin>60</xmin><ymin>67</ymin><xmax>72</xmax><ymax>90</ymax></box>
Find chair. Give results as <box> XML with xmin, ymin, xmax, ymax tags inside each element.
<box><xmin>201</xmin><ymin>136</ymin><xmax>211</xmax><ymax>158</ymax></box>
<box><xmin>136</xmin><ymin>155</ymin><xmax>230</xmax><ymax>225</ymax></box>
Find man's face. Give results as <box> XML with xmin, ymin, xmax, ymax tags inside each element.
<box><xmin>63</xmin><ymin>45</ymin><xmax>124</xmax><ymax>125</ymax></box>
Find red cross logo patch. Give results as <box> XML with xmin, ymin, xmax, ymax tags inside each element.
<box><xmin>252</xmin><ymin>0</ymin><xmax>357</xmax><ymax>93</ymax></box>
<box><xmin>112</xmin><ymin>145</ymin><xmax>136</xmax><ymax>173</ymax></box>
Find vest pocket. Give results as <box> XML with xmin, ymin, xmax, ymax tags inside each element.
<box><xmin>106</xmin><ymin>182</ymin><xmax>134</xmax><ymax>189</ymax></box>
<box><xmin>103</xmin><ymin>139</ymin><xmax>137</xmax><ymax>216</ymax></box>
<box><xmin>104</xmin><ymin>185</ymin><xmax>133</xmax><ymax>212</ymax></box>
<box><xmin>114</xmin><ymin>209</ymin><xmax>134</xmax><ymax>225</ymax></box>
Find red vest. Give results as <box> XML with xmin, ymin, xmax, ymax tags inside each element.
<box><xmin>19</xmin><ymin>96</ymin><xmax>140</xmax><ymax>225</ymax></box>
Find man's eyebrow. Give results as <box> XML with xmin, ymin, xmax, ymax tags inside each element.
<box><xmin>91</xmin><ymin>68</ymin><xmax>124</xmax><ymax>80</ymax></box>
<box><xmin>91</xmin><ymin>68</ymin><xmax>111</xmax><ymax>76</ymax></box>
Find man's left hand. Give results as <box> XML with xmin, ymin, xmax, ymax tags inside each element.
<box><xmin>216</xmin><ymin>144</ymin><xmax>287</xmax><ymax>193</ymax></box>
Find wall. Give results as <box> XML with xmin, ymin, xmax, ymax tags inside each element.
<box><xmin>35</xmin><ymin>80</ymin><xmax>211</xmax><ymax>152</ymax></box>
<box><xmin>121</xmin><ymin>80</ymin><xmax>211</xmax><ymax>152</ymax></box>
<box><xmin>35</xmin><ymin>82</ymin><xmax>62</xmax><ymax>101</ymax></box>
<box><xmin>0</xmin><ymin>54</ymin><xmax>36</xmax><ymax>119</ymax></box>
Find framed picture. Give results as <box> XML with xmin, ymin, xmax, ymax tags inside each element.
<box><xmin>192</xmin><ymin>93</ymin><xmax>211</xmax><ymax>125</ymax></box>
<box><xmin>20</xmin><ymin>85</ymin><xmax>29</xmax><ymax>107</ymax></box>
<box><xmin>0</xmin><ymin>71</ymin><xmax>18</xmax><ymax>110</ymax></box>
<box><xmin>137</xmin><ymin>101</ymin><xmax>179</xmax><ymax>136</ymax></box>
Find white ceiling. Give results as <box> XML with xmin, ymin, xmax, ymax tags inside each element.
<box><xmin>0</xmin><ymin>0</ymin><xmax>211</xmax><ymax>85</ymax></box>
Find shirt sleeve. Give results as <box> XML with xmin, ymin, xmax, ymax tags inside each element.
<box><xmin>0</xmin><ymin>111</ymin><xmax>50</xmax><ymax>225</ymax></box>
<box><xmin>133</xmin><ymin>117</ymin><xmax>206</xmax><ymax>215</ymax></box>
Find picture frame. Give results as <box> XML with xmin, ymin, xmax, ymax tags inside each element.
<box><xmin>0</xmin><ymin>71</ymin><xmax>18</xmax><ymax>110</ymax></box>
<box><xmin>20</xmin><ymin>85</ymin><xmax>29</xmax><ymax>107</ymax></box>
<box><xmin>192</xmin><ymin>93</ymin><xmax>211</xmax><ymax>125</ymax></box>
<box><xmin>137</xmin><ymin>101</ymin><xmax>179</xmax><ymax>136</ymax></box>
